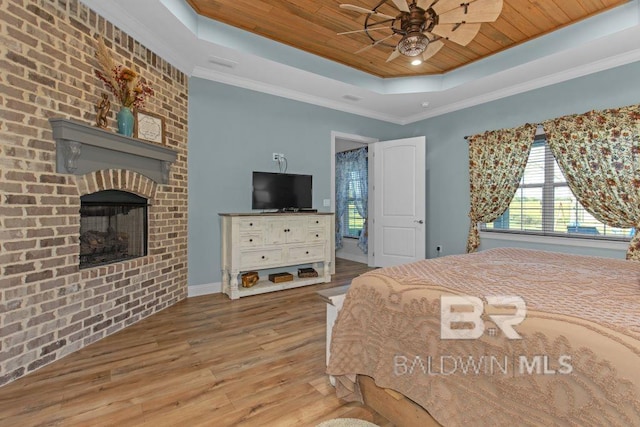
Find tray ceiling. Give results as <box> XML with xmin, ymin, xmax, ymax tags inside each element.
<box><xmin>186</xmin><ymin>0</ymin><xmax>629</xmax><ymax>78</ymax></box>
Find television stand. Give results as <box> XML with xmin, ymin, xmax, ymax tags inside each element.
<box><xmin>219</xmin><ymin>212</ymin><xmax>334</xmax><ymax>299</ymax></box>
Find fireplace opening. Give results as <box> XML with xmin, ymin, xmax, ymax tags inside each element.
<box><xmin>79</xmin><ymin>190</ymin><xmax>148</xmax><ymax>269</ymax></box>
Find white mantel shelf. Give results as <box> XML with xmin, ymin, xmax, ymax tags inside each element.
<box><xmin>50</xmin><ymin>118</ymin><xmax>177</xmax><ymax>185</ymax></box>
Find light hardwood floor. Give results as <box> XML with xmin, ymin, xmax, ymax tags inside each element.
<box><xmin>0</xmin><ymin>259</ymin><xmax>391</xmax><ymax>427</ymax></box>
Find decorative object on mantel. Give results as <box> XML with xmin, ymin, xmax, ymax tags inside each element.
<box><xmin>93</xmin><ymin>36</ymin><xmax>154</xmax><ymax>137</ymax></box>
<box><xmin>95</xmin><ymin>93</ymin><xmax>110</xmax><ymax>129</ymax></box>
<box><xmin>49</xmin><ymin>118</ymin><xmax>177</xmax><ymax>185</ymax></box>
<box><xmin>116</xmin><ymin>106</ymin><xmax>135</xmax><ymax>136</ymax></box>
<box><xmin>134</xmin><ymin>110</ymin><xmax>165</xmax><ymax>144</ymax></box>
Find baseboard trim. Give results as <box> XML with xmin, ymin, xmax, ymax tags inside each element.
<box><xmin>188</xmin><ymin>282</ymin><xmax>221</xmax><ymax>297</ymax></box>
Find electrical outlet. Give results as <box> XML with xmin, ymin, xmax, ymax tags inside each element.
<box><xmin>436</xmin><ymin>245</ymin><xmax>443</xmax><ymax>255</ymax></box>
<box><xmin>272</xmin><ymin>153</ymin><xmax>280</xmax><ymax>161</ymax></box>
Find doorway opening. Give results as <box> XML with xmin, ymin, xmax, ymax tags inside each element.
<box><xmin>331</xmin><ymin>132</ymin><xmax>377</xmax><ymax>265</ymax></box>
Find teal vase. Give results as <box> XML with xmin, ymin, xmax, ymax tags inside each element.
<box><xmin>116</xmin><ymin>106</ymin><xmax>134</xmax><ymax>137</ymax></box>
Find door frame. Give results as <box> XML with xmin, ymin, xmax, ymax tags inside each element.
<box><xmin>331</xmin><ymin>131</ymin><xmax>378</xmax><ymax>266</ymax></box>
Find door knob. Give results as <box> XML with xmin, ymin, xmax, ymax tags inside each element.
<box><xmin>415</xmin><ymin>220</ymin><xmax>424</xmax><ymax>224</ymax></box>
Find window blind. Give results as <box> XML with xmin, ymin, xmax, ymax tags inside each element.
<box><xmin>483</xmin><ymin>139</ymin><xmax>634</xmax><ymax>240</ymax></box>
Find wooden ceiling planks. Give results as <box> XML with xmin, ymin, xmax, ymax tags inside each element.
<box><xmin>500</xmin><ymin>3</ymin><xmax>545</xmax><ymax>38</ymax></box>
<box><xmin>186</xmin><ymin>0</ymin><xmax>631</xmax><ymax>78</ymax></box>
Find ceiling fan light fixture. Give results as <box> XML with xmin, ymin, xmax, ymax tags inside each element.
<box><xmin>397</xmin><ymin>32</ymin><xmax>429</xmax><ymax>57</ymax></box>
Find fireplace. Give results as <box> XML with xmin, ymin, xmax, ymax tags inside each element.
<box><xmin>79</xmin><ymin>190</ymin><xmax>148</xmax><ymax>269</ymax></box>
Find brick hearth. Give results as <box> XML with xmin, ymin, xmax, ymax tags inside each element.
<box><xmin>0</xmin><ymin>0</ymin><xmax>189</xmax><ymax>386</ymax></box>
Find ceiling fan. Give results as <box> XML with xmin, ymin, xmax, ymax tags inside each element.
<box><xmin>338</xmin><ymin>0</ymin><xmax>503</xmax><ymax>63</ymax></box>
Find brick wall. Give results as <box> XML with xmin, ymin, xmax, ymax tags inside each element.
<box><xmin>0</xmin><ymin>0</ymin><xmax>189</xmax><ymax>386</ymax></box>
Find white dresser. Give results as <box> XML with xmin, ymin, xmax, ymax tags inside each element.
<box><xmin>219</xmin><ymin>212</ymin><xmax>334</xmax><ymax>299</ymax></box>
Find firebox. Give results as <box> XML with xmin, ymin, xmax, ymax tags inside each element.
<box><xmin>79</xmin><ymin>190</ymin><xmax>148</xmax><ymax>269</ymax></box>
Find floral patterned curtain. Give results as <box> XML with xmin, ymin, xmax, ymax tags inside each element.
<box><xmin>335</xmin><ymin>147</ymin><xmax>368</xmax><ymax>253</ymax></box>
<box><xmin>467</xmin><ymin>124</ymin><xmax>537</xmax><ymax>252</ymax></box>
<box><xmin>542</xmin><ymin>104</ymin><xmax>640</xmax><ymax>260</ymax></box>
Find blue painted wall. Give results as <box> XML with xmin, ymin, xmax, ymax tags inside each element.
<box><xmin>403</xmin><ymin>60</ymin><xmax>640</xmax><ymax>259</ymax></box>
<box><xmin>189</xmin><ymin>61</ymin><xmax>640</xmax><ymax>287</ymax></box>
<box><xmin>188</xmin><ymin>78</ymin><xmax>404</xmax><ymax>286</ymax></box>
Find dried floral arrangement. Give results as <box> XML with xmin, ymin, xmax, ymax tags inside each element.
<box><xmin>93</xmin><ymin>36</ymin><xmax>154</xmax><ymax>109</ymax></box>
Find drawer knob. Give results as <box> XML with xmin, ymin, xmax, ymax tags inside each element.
<box><xmin>306</xmin><ymin>251</ymin><xmax>309</xmax><ymax>254</ymax></box>
<box><xmin>261</xmin><ymin>255</ymin><xmax>266</xmax><ymax>259</ymax></box>
<box><xmin>249</xmin><ymin>222</ymin><xmax>253</xmax><ymax>226</ymax></box>
<box><xmin>315</xmin><ymin>234</ymin><xmax>319</xmax><ymax>238</ymax></box>
<box><xmin>316</xmin><ymin>220</ymin><xmax>319</xmax><ymax>224</ymax></box>
<box><xmin>249</xmin><ymin>239</ymin><xmax>253</xmax><ymax>242</ymax></box>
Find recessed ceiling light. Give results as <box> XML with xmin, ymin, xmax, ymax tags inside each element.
<box><xmin>411</xmin><ymin>59</ymin><xmax>422</xmax><ymax>66</ymax></box>
<box><xmin>421</xmin><ymin>101</ymin><xmax>430</xmax><ymax>108</ymax></box>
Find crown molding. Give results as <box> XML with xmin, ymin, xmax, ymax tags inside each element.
<box><xmin>403</xmin><ymin>45</ymin><xmax>640</xmax><ymax>124</ymax></box>
<box><xmin>82</xmin><ymin>0</ymin><xmax>640</xmax><ymax>126</ymax></box>
<box><xmin>191</xmin><ymin>66</ymin><xmax>406</xmax><ymax>124</ymax></box>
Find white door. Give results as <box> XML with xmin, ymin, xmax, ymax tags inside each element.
<box><xmin>371</xmin><ymin>137</ymin><xmax>426</xmax><ymax>267</ymax></box>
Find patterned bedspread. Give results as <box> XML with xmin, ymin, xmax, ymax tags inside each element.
<box><xmin>327</xmin><ymin>248</ymin><xmax>640</xmax><ymax>426</ymax></box>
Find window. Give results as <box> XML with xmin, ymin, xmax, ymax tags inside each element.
<box><xmin>344</xmin><ymin>170</ymin><xmax>365</xmax><ymax>238</ymax></box>
<box><xmin>482</xmin><ymin>139</ymin><xmax>634</xmax><ymax>240</ymax></box>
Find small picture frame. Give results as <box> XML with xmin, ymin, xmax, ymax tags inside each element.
<box><xmin>134</xmin><ymin>110</ymin><xmax>164</xmax><ymax>144</ymax></box>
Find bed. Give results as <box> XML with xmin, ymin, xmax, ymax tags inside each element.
<box><xmin>326</xmin><ymin>248</ymin><xmax>640</xmax><ymax>426</ymax></box>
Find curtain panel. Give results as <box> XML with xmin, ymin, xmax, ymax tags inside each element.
<box><xmin>467</xmin><ymin>124</ymin><xmax>537</xmax><ymax>252</ymax></box>
<box><xmin>542</xmin><ymin>104</ymin><xmax>640</xmax><ymax>260</ymax></box>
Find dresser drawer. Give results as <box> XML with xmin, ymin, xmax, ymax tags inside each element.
<box><xmin>307</xmin><ymin>216</ymin><xmax>326</xmax><ymax>228</ymax></box>
<box><xmin>307</xmin><ymin>229</ymin><xmax>326</xmax><ymax>242</ymax></box>
<box><xmin>239</xmin><ymin>218</ymin><xmax>263</xmax><ymax>231</ymax></box>
<box><xmin>239</xmin><ymin>249</ymin><xmax>283</xmax><ymax>268</ymax></box>
<box><xmin>288</xmin><ymin>244</ymin><xmax>325</xmax><ymax>263</ymax></box>
<box><xmin>239</xmin><ymin>232</ymin><xmax>263</xmax><ymax>248</ymax></box>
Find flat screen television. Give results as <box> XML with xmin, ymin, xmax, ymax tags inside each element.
<box><xmin>252</xmin><ymin>171</ymin><xmax>312</xmax><ymax>211</ymax></box>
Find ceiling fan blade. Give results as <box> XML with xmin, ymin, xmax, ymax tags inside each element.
<box><xmin>390</xmin><ymin>0</ymin><xmax>410</xmax><ymax>12</ymax></box>
<box><xmin>416</xmin><ymin>0</ymin><xmax>435</xmax><ymax>10</ymax></box>
<box><xmin>437</xmin><ymin>0</ymin><xmax>504</xmax><ymax>24</ymax></box>
<box><xmin>431</xmin><ymin>0</ymin><xmax>468</xmax><ymax>15</ymax></box>
<box><xmin>340</xmin><ymin>4</ymin><xmax>397</xmax><ymax>20</ymax></box>
<box><xmin>337</xmin><ymin>27</ymin><xmax>392</xmax><ymax>35</ymax></box>
<box><xmin>431</xmin><ymin>23</ymin><xmax>481</xmax><ymax>46</ymax></box>
<box><xmin>386</xmin><ymin>48</ymin><xmax>401</xmax><ymax>62</ymax></box>
<box><xmin>422</xmin><ymin>39</ymin><xmax>444</xmax><ymax>61</ymax></box>
<box><xmin>355</xmin><ymin>34</ymin><xmax>396</xmax><ymax>54</ymax></box>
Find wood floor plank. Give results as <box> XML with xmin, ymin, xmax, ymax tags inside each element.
<box><xmin>0</xmin><ymin>259</ymin><xmax>382</xmax><ymax>426</ymax></box>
